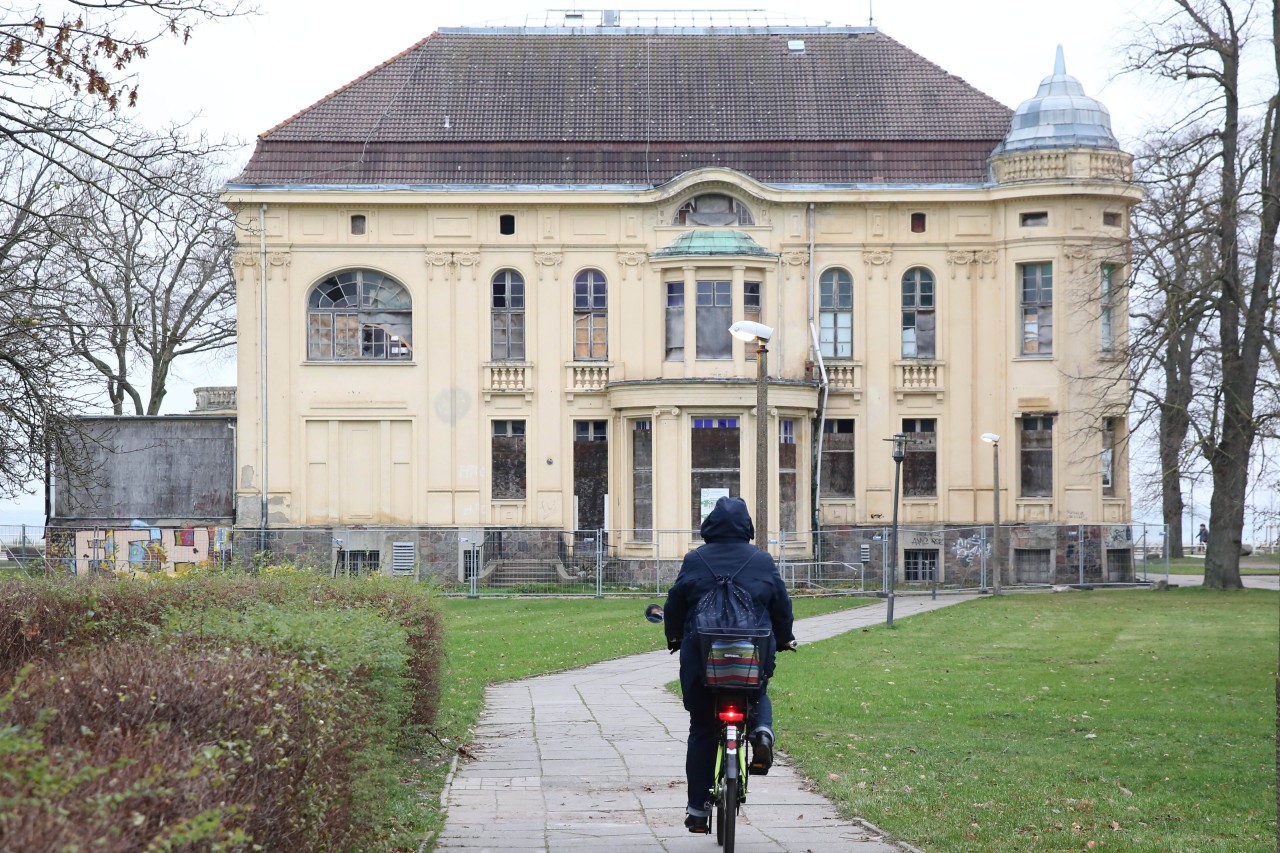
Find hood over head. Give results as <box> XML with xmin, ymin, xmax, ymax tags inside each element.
<box><xmin>699</xmin><ymin>496</ymin><xmax>755</xmax><ymax>543</ymax></box>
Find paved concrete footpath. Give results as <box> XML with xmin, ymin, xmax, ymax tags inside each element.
<box><xmin>434</xmin><ymin>594</ymin><xmax>977</xmax><ymax>852</ymax></box>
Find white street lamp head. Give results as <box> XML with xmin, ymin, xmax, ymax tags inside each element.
<box><xmin>981</xmin><ymin>433</ymin><xmax>1001</xmax><ymax>444</ymax></box>
<box><xmin>729</xmin><ymin>320</ymin><xmax>774</xmax><ymax>343</ymax></box>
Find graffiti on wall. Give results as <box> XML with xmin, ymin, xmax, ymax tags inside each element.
<box><xmin>72</xmin><ymin>526</ymin><xmax>231</xmax><ymax>577</ymax></box>
<box><xmin>951</xmin><ymin>534</ymin><xmax>991</xmax><ymax>567</ymax></box>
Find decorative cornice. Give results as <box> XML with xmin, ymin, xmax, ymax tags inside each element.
<box><xmin>534</xmin><ymin>250</ymin><xmax>563</xmax><ymax>267</ymax></box>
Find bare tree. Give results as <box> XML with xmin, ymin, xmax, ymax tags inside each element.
<box><xmin>49</xmin><ymin>140</ymin><xmax>235</xmax><ymax>415</ymax></box>
<box><xmin>0</xmin><ymin>1</ymin><xmax>245</xmax><ymax>496</ymax></box>
<box><xmin>1125</xmin><ymin>0</ymin><xmax>1280</xmax><ymax>587</ymax></box>
<box><xmin>0</xmin><ymin>143</ymin><xmax>100</xmax><ymax>497</ymax></box>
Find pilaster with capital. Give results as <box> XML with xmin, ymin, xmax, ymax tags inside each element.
<box><xmin>863</xmin><ymin>248</ymin><xmax>893</xmax><ymax>280</ymax></box>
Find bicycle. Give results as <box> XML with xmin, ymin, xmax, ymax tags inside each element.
<box><xmin>647</xmin><ymin>604</ymin><xmax>792</xmax><ymax>851</ymax></box>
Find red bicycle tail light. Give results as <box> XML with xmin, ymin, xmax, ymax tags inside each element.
<box><xmin>718</xmin><ymin>706</ymin><xmax>745</xmax><ymax>723</ymax></box>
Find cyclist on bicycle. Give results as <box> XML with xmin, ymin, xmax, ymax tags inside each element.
<box><xmin>663</xmin><ymin>495</ymin><xmax>795</xmax><ymax>833</ymax></box>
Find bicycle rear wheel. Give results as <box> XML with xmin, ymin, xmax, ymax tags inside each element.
<box><xmin>721</xmin><ymin>772</ymin><xmax>738</xmax><ymax>852</ymax></box>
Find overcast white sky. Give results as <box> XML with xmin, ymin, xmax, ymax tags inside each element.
<box><xmin>7</xmin><ymin>1</ymin><xmax>1276</xmax><ymax>539</ymax></box>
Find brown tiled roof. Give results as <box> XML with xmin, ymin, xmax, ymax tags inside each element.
<box><xmin>234</xmin><ymin>28</ymin><xmax>1013</xmax><ymax>187</ymax></box>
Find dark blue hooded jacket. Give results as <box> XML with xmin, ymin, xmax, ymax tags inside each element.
<box><xmin>663</xmin><ymin>496</ymin><xmax>794</xmax><ymax>684</ymax></box>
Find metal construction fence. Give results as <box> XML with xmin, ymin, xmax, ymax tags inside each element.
<box><xmin>2</xmin><ymin>521</ymin><xmax>1171</xmax><ymax>596</ymax></box>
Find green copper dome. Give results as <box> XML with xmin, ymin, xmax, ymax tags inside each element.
<box><xmin>651</xmin><ymin>230</ymin><xmax>776</xmax><ymax>259</ymax></box>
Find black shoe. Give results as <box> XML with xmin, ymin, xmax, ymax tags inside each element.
<box><xmin>685</xmin><ymin>813</ymin><xmax>710</xmax><ymax>833</ymax></box>
<box><xmin>748</xmin><ymin>731</ymin><xmax>773</xmax><ymax>775</ymax></box>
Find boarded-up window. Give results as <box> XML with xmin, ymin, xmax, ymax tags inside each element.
<box><xmin>691</xmin><ymin>418</ymin><xmax>740</xmax><ymax>528</ymax></box>
<box><xmin>744</xmin><ymin>281</ymin><xmax>762</xmax><ymax>360</ymax></box>
<box><xmin>666</xmin><ymin>282</ymin><xmax>684</xmax><ymax>361</ymax></box>
<box><xmin>573</xmin><ymin>420</ymin><xmax>608</xmax><ymax>530</ymax></box>
<box><xmin>491</xmin><ymin>270</ymin><xmax>526</xmax><ymax>361</ymax></box>
<box><xmin>901</xmin><ymin>267</ymin><xmax>935</xmax><ymax>359</ymax></box>
<box><xmin>632</xmin><ymin>420</ymin><xmax>652</xmax><ymax>541</ymax></box>
<box><xmin>1015</xmin><ymin>548</ymin><xmax>1052</xmax><ymax>583</ymax></box>
<box><xmin>903</xmin><ymin>548</ymin><xmax>937</xmax><ymax>581</ymax></box>
<box><xmin>1102</xmin><ymin>416</ymin><xmax>1119</xmax><ymax>496</ymax></box>
<box><xmin>779</xmin><ymin>419</ymin><xmax>797</xmax><ymax>532</ymax></box>
<box><xmin>819</xmin><ymin>268</ymin><xmax>853</xmax><ymax>358</ymax></box>
<box><xmin>1020</xmin><ymin>416</ymin><xmax>1054</xmax><ymax>497</ymax></box>
<box><xmin>307</xmin><ymin>270</ymin><xmax>412</xmax><ymax>361</ymax></box>
<box><xmin>902</xmin><ymin>418</ymin><xmax>937</xmax><ymax>497</ymax></box>
<box><xmin>820</xmin><ymin>418</ymin><xmax>855</xmax><ymax>497</ymax></box>
<box><xmin>696</xmin><ymin>280</ymin><xmax>732</xmax><ymax>359</ymax></box>
<box><xmin>1020</xmin><ymin>263</ymin><xmax>1053</xmax><ymax>356</ymax></box>
<box><xmin>492</xmin><ymin>420</ymin><xmax>527</xmax><ymax>500</ymax></box>
<box><xmin>574</xmin><ymin>269</ymin><xmax>607</xmax><ymax>360</ymax></box>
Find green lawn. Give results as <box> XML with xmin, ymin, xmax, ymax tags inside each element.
<box><xmin>1148</xmin><ymin>554</ymin><xmax>1280</xmax><ymax>575</ymax></box>
<box><xmin>775</xmin><ymin>589</ymin><xmax>1278</xmax><ymax>852</ymax></box>
<box><xmin>415</xmin><ymin>594</ymin><xmax>873</xmax><ymax>843</ymax></box>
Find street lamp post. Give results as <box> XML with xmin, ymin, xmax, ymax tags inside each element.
<box><xmin>730</xmin><ymin>320</ymin><xmax>774</xmax><ymax>550</ymax></box>
<box><xmin>887</xmin><ymin>432</ymin><xmax>907</xmax><ymax>626</ymax></box>
<box><xmin>981</xmin><ymin>433</ymin><xmax>1002</xmax><ymax>595</ymax></box>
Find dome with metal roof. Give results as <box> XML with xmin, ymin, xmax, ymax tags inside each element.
<box><xmin>995</xmin><ymin>46</ymin><xmax>1118</xmax><ymax>153</ymax></box>
<box><xmin>650</xmin><ymin>230</ymin><xmax>776</xmax><ymax>259</ymax></box>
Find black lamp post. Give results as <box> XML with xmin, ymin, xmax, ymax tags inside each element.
<box><xmin>730</xmin><ymin>320</ymin><xmax>774</xmax><ymax>550</ymax></box>
<box><xmin>887</xmin><ymin>432</ymin><xmax>907</xmax><ymax>626</ymax></box>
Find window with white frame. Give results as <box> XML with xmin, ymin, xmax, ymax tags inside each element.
<box><xmin>491</xmin><ymin>270</ymin><xmax>526</xmax><ymax>361</ymax></box>
<box><xmin>819</xmin><ymin>268</ymin><xmax>853</xmax><ymax>358</ymax></box>
<box><xmin>779</xmin><ymin>418</ymin><xmax>797</xmax><ymax>532</ymax></box>
<box><xmin>901</xmin><ymin>267</ymin><xmax>936</xmax><ymax>359</ymax></box>
<box><xmin>666</xmin><ymin>282</ymin><xmax>684</xmax><ymax>361</ymax></box>
<box><xmin>696</xmin><ymin>280</ymin><xmax>732</xmax><ymax>359</ymax></box>
<box><xmin>307</xmin><ymin>269</ymin><xmax>412</xmax><ymax>361</ymax></box>
<box><xmin>1020</xmin><ymin>263</ymin><xmax>1053</xmax><ymax>356</ymax></box>
<box><xmin>573</xmin><ymin>269</ymin><xmax>607</xmax><ymax>360</ymax></box>
<box><xmin>1100</xmin><ymin>263</ymin><xmax>1116</xmax><ymax>353</ymax></box>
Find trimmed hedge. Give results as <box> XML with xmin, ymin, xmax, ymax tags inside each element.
<box><xmin>0</xmin><ymin>573</ymin><xmax>444</xmax><ymax>851</ymax></box>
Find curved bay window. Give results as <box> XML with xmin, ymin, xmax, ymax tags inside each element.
<box><xmin>307</xmin><ymin>269</ymin><xmax>412</xmax><ymax>360</ymax></box>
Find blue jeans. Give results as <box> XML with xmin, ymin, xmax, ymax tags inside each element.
<box><xmin>681</xmin><ymin>676</ymin><xmax>772</xmax><ymax>815</ymax></box>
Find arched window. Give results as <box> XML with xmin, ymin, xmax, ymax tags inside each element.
<box><xmin>674</xmin><ymin>193</ymin><xmax>755</xmax><ymax>226</ymax></box>
<box><xmin>491</xmin><ymin>269</ymin><xmax>526</xmax><ymax>361</ymax></box>
<box><xmin>818</xmin><ymin>268</ymin><xmax>853</xmax><ymax>358</ymax></box>
<box><xmin>307</xmin><ymin>269</ymin><xmax>411</xmax><ymax>360</ymax></box>
<box><xmin>901</xmin><ymin>267</ymin><xmax>935</xmax><ymax>359</ymax></box>
<box><xmin>573</xmin><ymin>269</ymin><xmax>607</xmax><ymax>360</ymax></box>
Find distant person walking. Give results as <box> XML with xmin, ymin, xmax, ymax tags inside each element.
<box><xmin>1197</xmin><ymin>524</ymin><xmax>1209</xmax><ymax>550</ymax></box>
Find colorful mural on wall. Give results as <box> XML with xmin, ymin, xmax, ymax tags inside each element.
<box><xmin>69</xmin><ymin>525</ymin><xmax>231</xmax><ymax>577</ymax></box>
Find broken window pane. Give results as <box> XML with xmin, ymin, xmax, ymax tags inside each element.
<box><xmin>674</xmin><ymin>194</ymin><xmax>755</xmax><ymax>226</ymax></box>
<box><xmin>1019</xmin><ymin>263</ymin><xmax>1053</xmax><ymax>356</ymax></box>
<box><xmin>574</xmin><ymin>269</ymin><xmax>608</xmax><ymax>360</ymax></box>
<box><xmin>307</xmin><ymin>270</ymin><xmax>412</xmax><ymax>361</ymax></box>
<box><xmin>901</xmin><ymin>268</ymin><xmax>935</xmax><ymax>359</ymax></box>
